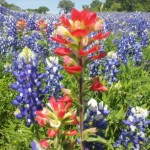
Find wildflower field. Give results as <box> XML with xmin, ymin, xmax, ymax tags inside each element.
<box><xmin>0</xmin><ymin>5</ymin><xmax>150</xmax><ymax>150</ymax></box>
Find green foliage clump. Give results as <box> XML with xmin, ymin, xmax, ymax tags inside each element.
<box><xmin>58</xmin><ymin>0</ymin><xmax>75</xmax><ymax>13</ymax></box>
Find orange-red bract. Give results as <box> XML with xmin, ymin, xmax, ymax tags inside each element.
<box><xmin>50</xmin><ymin>35</ymin><xmax>71</xmax><ymax>45</ymax></box>
<box><xmin>90</xmin><ymin>77</ymin><xmax>108</xmax><ymax>92</ymax></box>
<box><xmin>79</xmin><ymin>45</ymin><xmax>100</xmax><ymax>57</ymax></box>
<box><xmin>64</xmin><ymin>65</ymin><xmax>82</xmax><ymax>74</ymax></box>
<box><xmin>47</xmin><ymin>128</ymin><xmax>59</xmax><ymax>138</ymax></box>
<box><xmin>65</xmin><ymin>130</ymin><xmax>78</xmax><ymax>136</ymax></box>
<box><xmin>54</xmin><ymin>47</ymin><xmax>72</xmax><ymax>56</ymax></box>
<box><xmin>50</xmin><ymin>96</ymin><xmax>72</xmax><ymax>119</ymax></box>
<box><xmin>93</xmin><ymin>32</ymin><xmax>111</xmax><ymax>40</ymax></box>
<box><xmin>39</xmin><ymin>139</ymin><xmax>49</xmax><ymax>149</ymax></box>
<box><xmin>91</xmin><ymin>52</ymin><xmax>107</xmax><ymax>60</ymax></box>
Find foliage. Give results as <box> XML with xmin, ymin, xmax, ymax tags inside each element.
<box><xmin>104</xmin><ymin>0</ymin><xmax>150</xmax><ymax>12</ymax></box>
<box><xmin>36</xmin><ymin>6</ymin><xmax>49</xmax><ymax>14</ymax></box>
<box><xmin>25</xmin><ymin>6</ymin><xmax>49</xmax><ymax>14</ymax></box>
<box><xmin>83</xmin><ymin>0</ymin><xmax>103</xmax><ymax>12</ymax></box>
<box><xmin>109</xmin><ymin>2</ymin><xmax>121</xmax><ymax>12</ymax></box>
<box><xmin>82</xmin><ymin>0</ymin><xmax>150</xmax><ymax>12</ymax></box>
<box><xmin>0</xmin><ymin>60</ymin><xmax>16</xmax><ymax>128</ymax></box>
<box><xmin>0</xmin><ymin>0</ymin><xmax>21</xmax><ymax>11</ymax></box>
<box><xmin>58</xmin><ymin>0</ymin><xmax>75</xmax><ymax>13</ymax></box>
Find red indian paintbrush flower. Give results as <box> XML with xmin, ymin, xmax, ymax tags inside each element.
<box><xmin>36</xmin><ymin>19</ymin><xmax>48</xmax><ymax>32</ymax></box>
<box><xmin>16</xmin><ymin>19</ymin><xmax>27</xmax><ymax>30</ymax></box>
<box><xmin>51</xmin><ymin>8</ymin><xmax>110</xmax><ymax>76</ymax></box>
<box><xmin>90</xmin><ymin>77</ymin><xmax>108</xmax><ymax>92</ymax></box>
<box><xmin>36</xmin><ymin>96</ymin><xmax>78</xmax><ymax>141</ymax></box>
<box><xmin>60</xmin><ymin>9</ymin><xmax>102</xmax><ymax>37</ymax></box>
<box><xmin>36</xmin><ymin>95</ymin><xmax>78</xmax><ymax>128</ymax></box>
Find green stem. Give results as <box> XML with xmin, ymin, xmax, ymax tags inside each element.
<box><xmin>79</xmin><ymin>58</ymin><xmax>84</xmax><ymax>150</ymax></box>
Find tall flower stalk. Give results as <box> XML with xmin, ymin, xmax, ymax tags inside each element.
<box><xmin>51</xmin><ymin>8</ymin><xmax>110</xmax><ymax>149</ymax></box>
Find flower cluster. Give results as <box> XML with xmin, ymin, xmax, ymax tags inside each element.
<box><xmin>16</xmin><ymin>19</ymin><xmax>27</xmax><ymax>31</ymax></box>
<box><xmin>11</xmin><ymin>47</ymin><xmax>46</xmax><ymax>127</ymax></box>
<box><xmin>35</xmin><ymin>95</ymin><xmax>78</xmax><ymax>149</ymax></box>
<box><xmin>36</xmin><ymin>19</ymin><xmax>48</xmax><ymax>33</ymax></box>
<box><xmin>115</xmin><ymin>106</ymin><xmax>150</xmax><ymax>149</ymax></box>
<box><xmin>89</xmin><ymin>49</ymin><xmax>120</xmax><ymax>86</ymax></box>
<box><xmin>102</xmin><ymin>51</ymin><xmax>120</xmax><ymax>85</ymax></box>
<box><xmin>45</xmin><ymin>56</ymin><xmax>63</xmax><ymax>97</ymax></box>
<box><xmin>84</xmin><ymin>99</ymin><xmax>110</xmax><ymax>150</ymax></box>
<box><xmin>51</xmin><ymin>9</ymin><xmax>110</xmax><ymax>75</ymax></box>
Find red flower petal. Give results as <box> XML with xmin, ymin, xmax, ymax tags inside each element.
<box><xmin>49</xmin><ymin>97</ymin><xmax>58</xmax><ymax>112</ymax></box>
<box><xmin>91</xmin><ymin>52</ymin><xmax>107</xmax><ymax>60</ymax></box>
<box><xmin>54</xmin><ymin>47</ymin><xmax>72</xmax><ymax>56</ymax></box>
<box><xmin>88</xmin><ymin>45</ymin><xmax>100</xmax><ymax>54</ymax></box>
<box><xmin>71</xmin><ymin>9</ymin><xmax>82</xmax><ymax>21</ymax></box>
<box><xmin>59</xmin><ymin>95</ymin><xmax>73</xmax><ymax>102</ymax></box>
<box><xmin>65</xmin><ymin>102</ymin><xmax>72</xmax><ymax>112</ymax></box>
<box><xmin>90</xmin><ymin>77</ymin><xmax>108</xmax><ymax>92</ymax></box>
<box><xmin>64</xmin><ymin>65</ymin><xmax>82</xmax><ymax>74</ymax></box>
<box><xmin>70</xmin><ymin>114</ymin><xmax>79</xmax><ymax>125</ymax></box>
<box><xmin>36</xmin><ymin>116</ymin><xmax>45</xmax><ymax>127</ymax></box>
<box><xmin>79</xmin><ymin>45</ymin><xmax>100</xmax><ymax>57</ymax></box>
<box><xmin>86</xmin><ymin>12</ymin><xmax>97</xmax><ymax>26</ymax></box>
<box><xmin>60</xmin><ymin>14</ymin><xmax>71</xmax><ymax>28</ymax></box>
<box><xmin>93</xmin><ymin>32</ymin><xmax>111</xmax><ymax>40</ymax></box>
<box><xmin>78</xmin><ymin>49</ymin><xmax>88</xmax><ymax>57</ymax></box>
<box><xmin>58</xmin><ymin>111</ymin><xmax>66</xmax><ymax>118</ymax></box>
<box><xmin>47</xmin><ymin>129</ymin><xmax>59</xmax><ymax>138</ymax></box>
<box><xmin>71</xmin><ymin>29</ymin><xmax>88</xmax><ymax>37</ymax></box>
<box><xmin>36</xmin><ymin>110</ymin><xmax>48</xmax><ymax>118</ymax></box>
<box><xmin>50</xmin><ymin>35</ymin><xmax>70</xmax><ymax>45</ymax></box>
<box><xmin>65</xmin><ymin>130</ymin><xmax>78</xmax><ymax>136</ymax></box>
<box><xmin>39</xmin><ymin>139</ymin><xmax>49</xmax><ymax>149</ymax></box>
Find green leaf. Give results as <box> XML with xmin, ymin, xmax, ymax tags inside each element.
<box><xmin>116</xmin><ymin>107</ymin><xmax>125</xmax><ymax>120</ymax></box>
<box><xmin>84</xmin><ymin>136</ymin><xmax>114</xmax><ymax>150</ymax></box>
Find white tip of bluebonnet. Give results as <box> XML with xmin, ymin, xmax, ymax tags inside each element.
<box><xmin>88</xmin><ymin>98</ymin><xmax>97</xmax><ymax>112</ymax></box>
<box><xmin>131</xmin><ymin>107</ymin><xmax>149</xmax><ymax>119</ymax></box>
<box><xmin>98</xmin><ymin>101</ymin><xmax>104</xmax><ymax>110</ymax></box>
<box><xmin>130</xmin><ymin>125</ymin><xmax>136</xmax><ymax>132</ymax></box>
<box><xmin>28</xmin><ymin>69</ymin><xmax>31</xmax><ymax>74</ymax></box>
<box><xmin>18</xmin><ymin>46</ymin><xmax>36</xmax><ymax>64</ymax></box>
<box><xmin>27</xmin><ymin>119</ymin><xmax>31</xmax><ymax>123</ymax></box>
<box><xmin>28</xmin><ymin>88</ymin><xmax>32</xmax><ymax>93</ymax></box>
<box><xmin>20</xmin><ymin>93</ymin><xmax>23</xmax><ymax>97</ymax></box>
<box><xmin>128</xmin><ymin>115</ymin><xmax>134</xmax><ymax>122</ymax></box>
<box><xmin>137</xmin><ymin>131</ymin><xmax>145</xmax><ymax>138</ymax></box>
<box><xmin>53</xmin><ymin>66</ymin><xmax>58</xmax><ymax>73</ymax></box>
<box><xmin>95</xmin><ymin>111</ymin><xmax>104</xmax><ymax>121</ymax></box>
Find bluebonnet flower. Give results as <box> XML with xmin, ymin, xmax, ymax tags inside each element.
<box><xmin>84</xmin><ymin>98</ymin><xmax>110</xmax><ymax>150</ymax></box>
<box><xmin>11</xmin><ymin>46</ymin><xmax>47</xmax><ymax>127</ymax></box>
<box><xmin>131</xmin><ymin>43</ymin><xmax>143</xmax><ymax>65</ymax></box>
<box><xmin>114</xmin><ymin>106</ymin><xmax>150</xmax><ymax>150</ymax></box>
<box><xmin>89</xmin><ymin>59</ymin><xmax>103</xmax><ymax>78</ymax></box>
<box><xmin>140</xmin><ymin>30</ymin><xmax>149</xmax><ymax>47</ymax></box>
<box><xmin>45</xmin><ymin>56</ymin><xmax>63</xmax><ymax>98</ymax></box>
<box><xmin>102</xmin><ymin>51</ymin><xmax>120</xmax><ymax>85</ymax></box>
